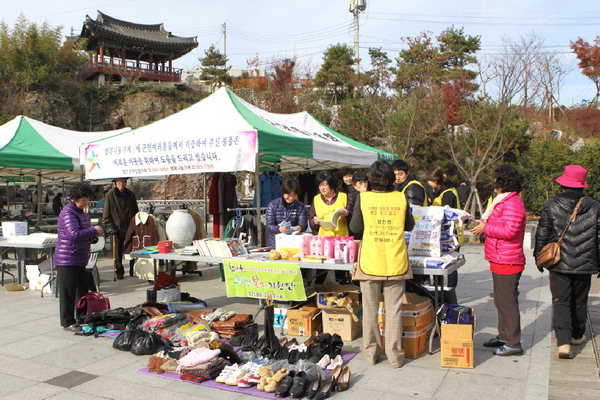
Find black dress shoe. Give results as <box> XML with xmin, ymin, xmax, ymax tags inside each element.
<box><xmin>287</xmin><ymin>349</ymin><xmax>299</xmax><ymax>364</ymax></box>
<box><xmin>305</xmin><ymin>372</ymin><xmax>321</xmax><ymax>400</ymax></box>
<box><xmin>315</xmin><ymin>374</ymin><xmax>336</xmax><ymax>400</ymax></box>
<box><xmin>289</xmin><ymin>371</ymin><xmax>309</xmax><ymax>398</ymax></box>
<box><xmin>483</xmin><ymin>336</ymin><xmax>506</xmax><ymax>348</ymax></box>
<box><xmin>275</xmin><ymin>370</ymin><xmax>295</xmax><ymax>397</ymax></box>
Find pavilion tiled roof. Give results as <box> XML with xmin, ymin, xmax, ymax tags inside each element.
<box><xmin>81</xmin><ymin>11</ymin><xmax>197</xmax><ymax>58</ymax></box>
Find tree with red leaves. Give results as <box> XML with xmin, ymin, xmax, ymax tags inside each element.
<box><xmin>571</xmin><ymin>36</ymin><xmax>600</xmax><ymax>107</ymax></box>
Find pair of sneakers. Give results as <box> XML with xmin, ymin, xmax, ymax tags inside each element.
<box><xmin>316</xmin><ymin>354</ymin><xmax>343</xmax><ymax>370</ymax></box>
<box><xmin>215</xmin><ymin>363</ymin><xmax>247</xmax><ymax>385</ymax></box>
<box><xmin>236</xmin><ymin>362</ymin><xmax>264</xmax><ymax>387</ymax></box>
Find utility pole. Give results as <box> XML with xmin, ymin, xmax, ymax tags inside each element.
<box><xmin>222</xmin><ymin>23</ymin><xmax>227</xmax><ymax>60</ymax></box>
<box><xmin>349</xmin><ymin>0</ymin><xmax>366</xmax><ymax>72</ymax></box>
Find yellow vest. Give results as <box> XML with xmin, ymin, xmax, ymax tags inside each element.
<box><xmin>432</xmin><ymin>187</ymin><xmax>461</xmax><ymax>209</ymax></box>
<box><xmin>358</xmin><ymin>191</ymin><xmax>409</xmax><ymax>277</ymax></box>
<box><xmin>401</xmin><ymin>180</ymin><xmax>428</xmax><ymax>206</ymax></box>
<box><xmin>313</xmin><ymin>192</ymin><xmax>349</xmax><ymax>236</ymax></box>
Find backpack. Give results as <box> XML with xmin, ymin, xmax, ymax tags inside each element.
<box><xmin>77</xmin><ymin>292</ymin><xmax>111</xmax><ymax>315</ymax></box>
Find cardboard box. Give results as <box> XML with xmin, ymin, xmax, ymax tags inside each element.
<box><xmin>287</xmin><ymin>304</ymin><xmax>322</xmax><ymax>337</ymax></box>
<box><xmin>315</xmin><ymin>284</ymin><xmax>361</xmax><ymax>310</ymax></box>
<box><xmin>441</xmin><ymin>323</ymin><xmax>475</xmax><ymax>368</ymax></box>
<box><xmin>1</xmin><ymin>221</ymin><xmax>28</xmax><ymax>238</ymax></box>
<box><xmin>321</xmin><ymin>307</ymin><xmax>362</xmax><ymax>341</ymax></box>
<box><xmin>402</xmin><ymin>321</ymin><xmax>434</xmax><ymax>359</ymax></box>
<box><xmin>275</xmin><ymin>233</ymin><xmax>310</xmax><ymax>255</ymax></box>
<box><xmin>402</xmin><ymin>293</ymin><xmax>434</xmax><ymax>331</ymax></box>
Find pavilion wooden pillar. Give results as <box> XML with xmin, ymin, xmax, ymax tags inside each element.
<box><xmin>99</xmin><ymin>46</ymin><xmax>104</xmax><ymax>63</ymax></box>
<box><xmin>149</xmin><ymin>54</ymin><xmax>154</xmax><ymax>71</ymax></box>
<box><xmin>121</xmin><ymin>49</ymin><xmax>126</xmax><ymax>67</ymax></box>
<box><xmin>168</xmin><ymin>59</ymin><xmax>172</xmax><ymax>73</ymax></box>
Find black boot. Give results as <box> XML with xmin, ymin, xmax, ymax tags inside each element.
<box><xmin>240</xmin><ymin>323</ymin><xmax>259</xmax><ymax>351</ymax></box>
<box><xmin>263</xmin><ymin>304</ymin><xmax>281</xmax><ymax>357</ymax></box>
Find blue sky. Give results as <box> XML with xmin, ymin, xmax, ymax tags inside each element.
<box><xmin>3</xmin><ymin>0</ymin><xmax>600</xmax><ymax>104</ymax></box>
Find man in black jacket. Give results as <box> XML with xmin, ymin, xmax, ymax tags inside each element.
<box><xmin>103</xmin><ymin>178</ymin><xmax>139</xmax><ymax>279</ymax></box>
<box><xmin>392</xmin><ymin>159</ymin><xmax>427</xmax><ymax>206</ymax></box>
<box><xmin>534</xmin><ymin>165</ymin><xmax>600</xmax><ymax>359</ymax></box>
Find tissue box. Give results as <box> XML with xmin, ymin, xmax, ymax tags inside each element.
<box><xmin>1</xmin><ymin>221</ymin><xmax>28</xmax><ymax>238</ymax></box>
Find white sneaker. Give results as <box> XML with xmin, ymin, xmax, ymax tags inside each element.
<box><xmin>327</xmin><ymin>354</ymin><xmax>343</xmax><ymax>370</ymax></box>
<box><xmin>316</xmin><ymin>354</ymin><xmax>330</xmax><ymax>369</ymax></box>
<box><xmin>237</xmin><ymin>364</ymin><xmax>260</xmax><ymax>387</ymax></box>
<box><xmin>226</xmin><ymin>366</ymin><xmax>247</xmax><ymax>386</ymax></box>
<box><xmin>215</xmin><ymin>364</ymin><xmax>237</xmax><ymax>383</ymax></box>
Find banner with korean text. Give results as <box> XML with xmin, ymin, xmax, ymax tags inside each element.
<box><xmin>222</xmin><ymin>259</ymin><xmax>306</xmax><ymax>301</ymax></box>
<box><xmin>84</xmin><ymin>130</ymin><xmax>257</xmax><ymax>179</ymax></box>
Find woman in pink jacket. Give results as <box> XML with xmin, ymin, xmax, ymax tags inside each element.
<box><xmin>471</xmin><ymin>165</ymin><xmax>526</xmax><ymax>356</ymax></box>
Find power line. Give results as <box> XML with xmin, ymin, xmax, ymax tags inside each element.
<box><xmin>368</xmin><ymin>11</ymin><xmax>600</xmax><ymax>21</ymax></box>
<box><xmin>367</xmin><ymin>15</ymin><xmax>600</xmax><ymax>27</ymax></box>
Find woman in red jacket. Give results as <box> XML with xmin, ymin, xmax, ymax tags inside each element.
<box><xmin>470</xmin><ymin>165</ymin><xmax>526</xmax><ymax>356</ymax></box>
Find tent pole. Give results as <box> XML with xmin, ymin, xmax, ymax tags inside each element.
<box><xmin>203</xmin><ymin>173</ymin><xmax>208</xmax><ymax>236</ymax></box>
<box><xmin>80</xmin><ymin>166</ymin><xmax>84</xmax><ymax>183</ymax></box>
<box><xmin>36</xmin><ymin>171</ymin><xmax>42</xmax><ymax>226</ymax></box>
<box><xmin>255</xmin><ymin>153</ymin><xmax>262</xmax><ymax>246</ymax></box>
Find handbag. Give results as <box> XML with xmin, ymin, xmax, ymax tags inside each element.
<box><xmin>536</xmin><ymin>197</ymin><xmax>584</xmax><ymax>269</ymax></box>
<box><xmin>76</xmin><ymin>291</ymin><xmax>111</xmax><ymax>315</ymax></box>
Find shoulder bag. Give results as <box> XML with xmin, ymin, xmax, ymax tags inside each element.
<box><xmin>536</xmin><ymin>197</ymin><xmax>584</xmax><ymax>269</ymax></box>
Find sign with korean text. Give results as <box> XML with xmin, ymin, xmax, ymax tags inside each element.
<box><xmin>222</xmin><ymin>259</ymin><xmax>306</xmax><ymax>301</ymax></box>
<box><xmin>84</xmin><ymin>130</ymin><xmax>257</xmax><ymax>179</ymax></box>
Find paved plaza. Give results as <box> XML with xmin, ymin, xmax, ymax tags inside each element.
<box><xmin>0</xmin><ymin>244</ymin><xmax>598</xmax><ymax>399</ymax></box>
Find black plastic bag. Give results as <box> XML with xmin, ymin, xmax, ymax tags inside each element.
<box><xmin>113</xmin><ymin>329</ymin><xmax>142</xmax><ymax>351</ymax></box>
<box><xmin>130</xmin><ymin>331</ymin><xmax>162</xmax><ymax>355</ymax></box>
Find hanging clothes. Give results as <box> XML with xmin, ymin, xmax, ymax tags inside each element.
<box><xmin>124</xmin><ymin>212</ymin><xmax>159</xmax><ymax>253</ymax></box>
<box><xmin>253</xmin><ymin>171</ymin><xmax>283</xmax><ymax>208</ymax></box>
<box><xmin>188</xmin><ymin>208</ymin><xmax>207</xmax><ymax>240</ymax></box>
<box><xmin>208</xmin><ymin>172</ymin><xmax>222</xmax><ymax>238</ymax></box>
<box><xmin>298</xmin><ymin>172</ymin><xmax>317</xmax><ymax>205</ymax></box>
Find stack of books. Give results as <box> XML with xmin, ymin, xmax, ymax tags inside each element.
<box><xmin>192</xmin><ymin>238</ymin><xmax>249</xmax><ymax>258</ymax></box>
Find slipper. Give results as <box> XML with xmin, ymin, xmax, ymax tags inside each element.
<box><xmin>483</xmin><ymin>336</ymin><xmax>506</xmax><ymax>348</ymax></box>
<box><xmin>493</xmin><ymin>345</ymin><xmax>523</xmax><ymax>356</ymax></box>
<box><xmin>219</xmin><ymin>310</ymin><xmax>236</xmax><ymax>321</ymax></box>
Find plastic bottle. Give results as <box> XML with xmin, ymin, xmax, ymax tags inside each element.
<box><xmin>323</xmin><ymin>236</ymin><xmax>334</xmax><ymax>258</ymax></box>
<box><xmin>302</xmin><ymin>235</ymin><xmax>312</xmax><ymax>257</ymax></box>
<box><xmin>310</xmin><ymin>235</ymin><xmax>318</xmax><ymax>256</ymax></box>
<box><xmin>334</xmin><ymin>237</ymin><xmax>345</xmax><ymax>261</ymax></box>
<box><xmin>347</xmin><ymin>237</ymin><xmax>358</xmax><ymax>263</ymax></box>
<box><xmin>316</xmin><ymin>236</ymin><xmax>324</xmax><ymax>257</ymax></box>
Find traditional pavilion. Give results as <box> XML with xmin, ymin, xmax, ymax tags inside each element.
<box><xmin>80</xmin><ymin>11</ymin><xmax>198</xmax><ymax>85</ymax></box>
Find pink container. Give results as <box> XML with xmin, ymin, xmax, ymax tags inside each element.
<box><xmin>323</xmin><ymin>236</ymin><xmax>334</xmax><ymax>258</ymax></box>
<box><xmin>347</xmin><ymin>238</ymin><xmax>358</xmax><ymax>263</ymax></box>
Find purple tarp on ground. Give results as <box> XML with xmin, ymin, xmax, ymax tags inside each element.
<box><xmin>137</xmin><ymin>350</ymin><xmax>358</xmax><ymax>399</ymax></box>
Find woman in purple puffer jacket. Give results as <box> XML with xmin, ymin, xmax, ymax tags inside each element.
<box><xmin>471</xmin><ymin>165</ymin><xmax>526</xmax><ymax>357</ymax></box>
<box><xmin>265</xmin><ymin>179</ymin><xmax>308</xmax><ymax>247</ymax></box>
<box><xmin>55</xmin><ymin>183</ymin><xmax>103</xmax><ymax>331</ymax></box>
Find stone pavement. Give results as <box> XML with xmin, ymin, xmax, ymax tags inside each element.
<box><xmin>0</xmin><ymin>244</ymin><xmax>598</xmax><ymax>399</ymax></box>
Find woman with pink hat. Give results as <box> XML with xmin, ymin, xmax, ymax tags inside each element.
<box><xmin>534</xmin><ymin>165</ymin><xmax>600</xmax><ymax>359</ymax></box>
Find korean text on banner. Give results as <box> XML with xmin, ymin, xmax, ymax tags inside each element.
<box><xmin>222</xmin><ymin>259</ymin><xmax>307</xmax><ymax>301</ymax></box>
<box><xmin>84</xmin><ymin>130</ymin><xmax>258</xmax><ymax>179</ymax></box>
